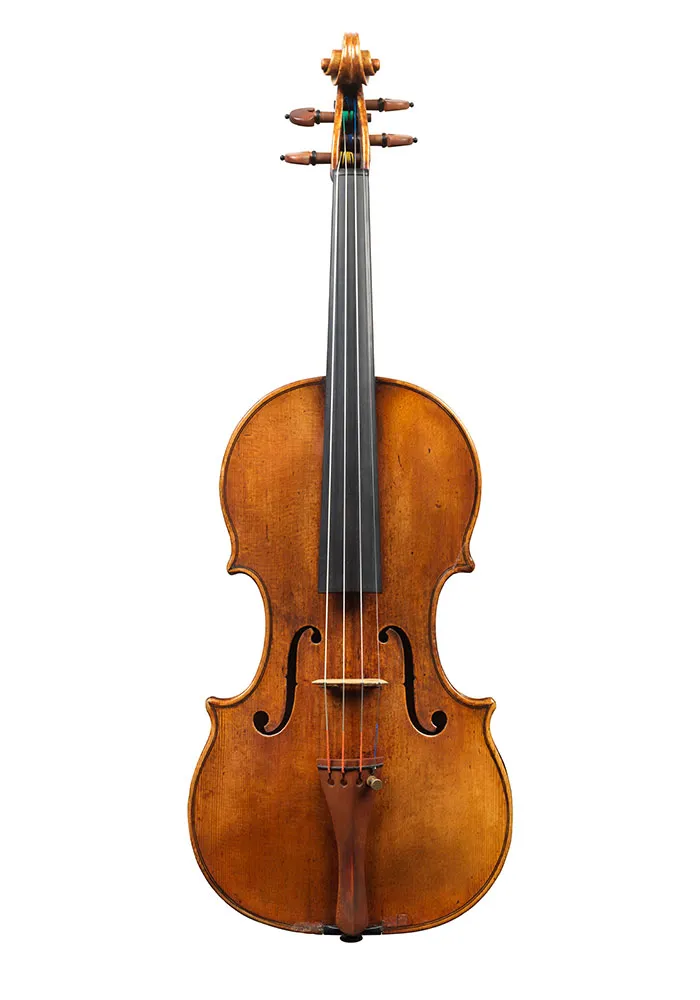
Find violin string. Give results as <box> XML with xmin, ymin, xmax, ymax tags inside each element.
<box><xmin>363</xmin><ymin>143</ymin><xmax>382</xmax><ymax>759</ymax></box>
<box><xmin>322</xmin><ymin>149</ymin><xmax>341</xmax><ymax>775</ymax></box>
<box><xmin>341</xmin><ymin>112</ymin><xmax>349</xmax><ymax>776</ymax></box>
<box><xmin>353</xmin><ymin>99</ymin><xmax>365</xmax><ymax>775</ymax></box>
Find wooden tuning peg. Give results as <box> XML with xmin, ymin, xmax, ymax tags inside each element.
<box><xmin>286</xmin><ymin>108</ymin><xmax>334</xmax><ymax>127</ymax></box>
<box><xmin>369</xmin><ymin>133</ymin><xmax>418</xmax><ymax>147</ymax></box>
<box><xmin>280</xmin><ymin>151</ymin><xmax>332</xmax><ymax>166</ymax></box>
<box><xmin>286</xmin><ymin>108</ymin><xmax>372</xmax><ymax>126</ymax></box>
<box><xmin>365</xmin><ymin>98</ymin><xmax>414</xmax><ymax>112</ymax></box>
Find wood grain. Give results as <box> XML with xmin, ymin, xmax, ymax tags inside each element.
<box><xmin>189</xmin><ymin>377</ymin><xmax>512</xmax><ymax>934</ymax></box>
<box><xmin>327</xmin><ymin>33</ymin><xmax>375</xmax><ymax>172</ymax></box>
<box><xmin>320</xmin><ymin>761</ymin><xmax>381</xmax><ymax>936</ymax></box>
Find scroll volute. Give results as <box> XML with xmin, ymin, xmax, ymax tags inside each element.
<box><xmin>322</xmin><ymin>32</ymin><xmax>379</xmax><ymax>172</ymax></box>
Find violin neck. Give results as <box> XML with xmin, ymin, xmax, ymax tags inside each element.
<box><xmin>318</xmin><ymin>168</ymin><xmax>382</xmax><ymax>594</ymax></box>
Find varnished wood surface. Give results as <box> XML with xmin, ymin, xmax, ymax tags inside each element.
<box><xmin>189</xmin><ymin>377</ymin><xmax>512</xmax><ymax>934</ymax></box>
<box><xmin>328</xmin><ymin>33</ymin><xmax>375</xmax><ymax>171</ymax></box>
<box><xmin>320</xmin><ymin>765</ymin><xmax>379</xmax><ymax>936</ymax></box>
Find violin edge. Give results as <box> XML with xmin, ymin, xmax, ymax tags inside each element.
<box><xmin>220</xmin><ymin>376</ymin><xmax>480</xmax><ymax>572</ymax></box>
<box><xmin>187</xmin><ymin>375</ymin><xmax>512</xmax><ymax>933</ymax></box>
<box><xmin>187</xmin><ymin>694</ymin><xmax>512</xmax><ymax>935</ymax></box>
<box><xmin>213</xmin><ymin>375</ymin><xmax>492</xmax><ymax>714</ymax></box>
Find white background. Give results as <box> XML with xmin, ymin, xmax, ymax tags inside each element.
<box><xmin>2</xmin><ymin>1</ymin><xmax>698</xmax><ymax>997</ymax></box>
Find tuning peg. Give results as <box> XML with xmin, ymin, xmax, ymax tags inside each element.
<box><xmin>280</xmin><ymin>151</ymin><xmax>332</xmax><ymax>166</ymax></box>
<box><xmin>365</xmin><ymin>98</ymin><xmax>413</xmax><ymax>112</ymax></box>
<box><xmin>286</xmin><ymin>107</ymin><xmax>373</xmax><ymax>126</ymax></box>
<box><xmin>369</xmin><ymin>133</ymin><xmax>418</xmax><ymax>147</ymax></box>
<box><xmin>286</xmin><ymin>108</ymin><xmax>334</xmax><ymax>127</ymax></box>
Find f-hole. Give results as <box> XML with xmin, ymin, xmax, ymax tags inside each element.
<box><xmin>381</xmin><ymin>625</ymin><xmax>447</xmax><ymax>736</ymax></box>
<box><xmin>253</xmin><ymin>625</ymin><xmax>321</xmax><ymax>735</ymax></box>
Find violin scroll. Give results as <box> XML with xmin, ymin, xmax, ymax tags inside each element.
<box><xmin>280</xmin><ymin>32</ymin><xmax>416</xmax><ymax>174</ymax></box>
<box><xmin>320</xmin><ymin>32</ymin><xmax>379</xmax><ymax>87</ymax></box>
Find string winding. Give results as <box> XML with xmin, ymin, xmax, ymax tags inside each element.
<box><xmin>362</xmin><ymin>135</ymin><xmax>382</xmax><ymax>759</ymax></box>
<box><xmin>322</xmin><ymin>146</ymin><xmax>341</xmax><ymax>776</ymax></box>
<box><xmin>340</xmin><ymin>116</ymin><xmax>348</xmax><ymax>776</ymax></box>
<box><xmin>324</xmin><ymin>101</ymin><xmax>381</xmax><ymax>776</ymax></box>
<box><xmin>354</xmin><ymin>101</ymin><xmax>366</xmax><ymax>775</ymax></box>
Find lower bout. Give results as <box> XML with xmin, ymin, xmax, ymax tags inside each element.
<box><xmin>190</xmin><ymin>750</ymin><xmax>511</xmax><ymax>936</ymax></box>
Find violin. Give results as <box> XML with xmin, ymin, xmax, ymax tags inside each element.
<box><xmin>189</xmin><ymin>33</ymin><xmax>512</xmax><ymax>942</ymax></box>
